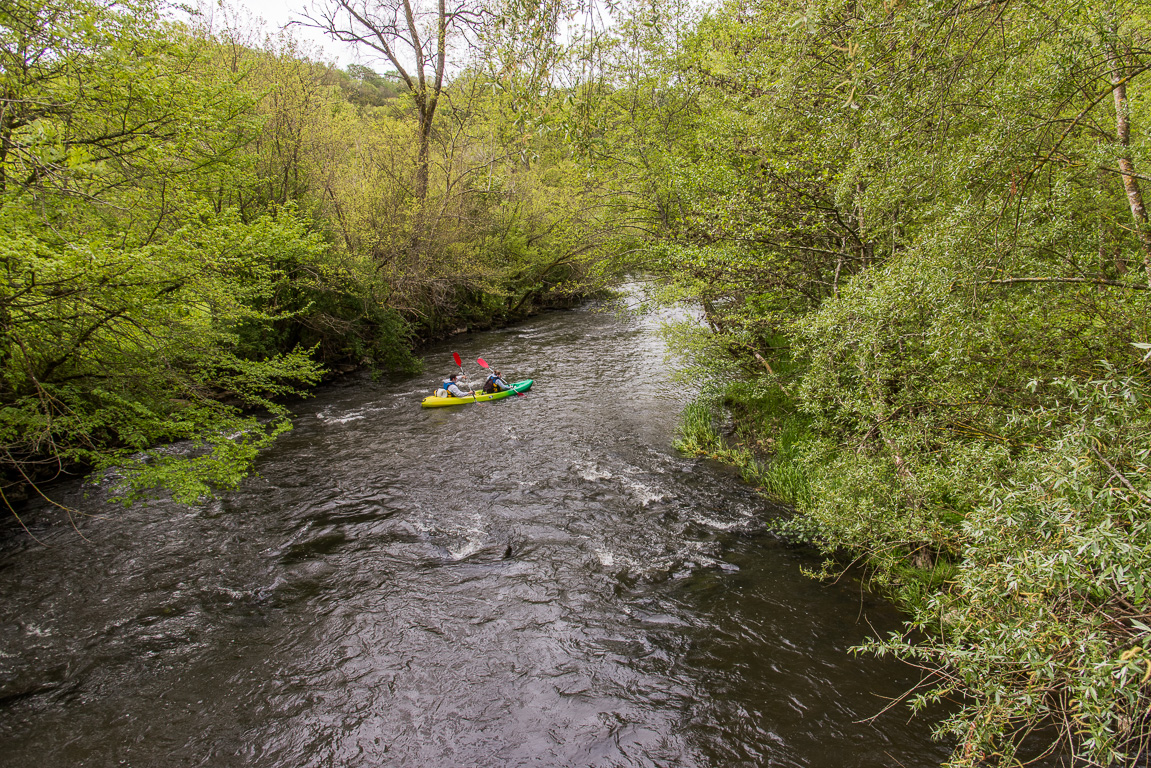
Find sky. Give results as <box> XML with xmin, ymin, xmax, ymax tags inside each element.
<box><xmin>184</xmin><ymin>0</ymin><xmax>636</xmax><ymax>73</ymax></box>
<box><xmin>189</xmin><ymin>0</ymin><xmax>364</xmax><ymax>67</ymax></box>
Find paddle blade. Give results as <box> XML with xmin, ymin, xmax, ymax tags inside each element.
<box><xmin>476</xmin><ymin>357</ymin><xmax>489</xmax><ymax>369</ymax></box>
<box><xmin>452</xmin><ymin>351</ymin><xmax>462</xmax><ymax>367</ymax></box>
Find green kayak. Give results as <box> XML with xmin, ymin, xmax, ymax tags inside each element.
<box><xmin>420</xmin><ymin>379</ymin><xmax>533</xmax><ymax>408</ymax></box>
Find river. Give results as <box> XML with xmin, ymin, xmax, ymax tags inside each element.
<box><xmin>0</xmin><ymin>300</ymin><xmax>952</xmax><ymax>767</ymax></box>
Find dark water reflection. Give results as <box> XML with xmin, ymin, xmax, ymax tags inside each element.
<box><xmin>0</xmin><ymin>301</ymin><xmax>952</xmax><ymax>767</ymax></box>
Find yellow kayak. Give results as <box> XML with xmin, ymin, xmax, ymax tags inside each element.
<box><xmin>420</xmin><ymin>379</ymin><xmax>534</xmax><ymax>408</ymax></box>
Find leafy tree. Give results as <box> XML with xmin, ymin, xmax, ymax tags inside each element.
<box><xmin>578</xmin><ymin>0</ymin><xmax>1151</xmax><ymax>762</ymax></box>
<box><xmin>340</xmin><ymin>63</ymin><xmax>403</xmax><ymax>104</ymax></box>
<box><xmin>0</xmin><ymin>1</ymin><xmax>329</xmax><ymax>503</ymax></box>
<box><xmin>302</xmin><ymin>0</ymin><xmax>486</xmax><ymax>199</ymax></box>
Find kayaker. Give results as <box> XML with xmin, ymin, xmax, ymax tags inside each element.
<box><xmin>482</xmin><ymin>370</ymin><xmax>510</xmax><ymax>394</ymax></box>
<box><xmin>439</xmin><ymin>373</ymin><xmax>473</xmax><ymax>398</ymax></box>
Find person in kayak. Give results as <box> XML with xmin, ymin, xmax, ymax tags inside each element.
<box><xmin>439</xmin><ymin>374</ymin><xmax>473</xmax><ymax>398</ymax></box>
<box><xmin>482</xmin><ymin>369</ymin><xmax>510</xmax><ymax>394</ymax></box>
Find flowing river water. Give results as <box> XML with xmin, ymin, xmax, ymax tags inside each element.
<box><xmin>0</xmin><ymin>300</ymin><xmax>953</xmax><ymax>767</ymax></box>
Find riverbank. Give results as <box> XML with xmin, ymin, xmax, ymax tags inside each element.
<box><xmin>675</xmin><ymin>370</ymin><xmax>1151</xmax><ymax>766</ymax></box>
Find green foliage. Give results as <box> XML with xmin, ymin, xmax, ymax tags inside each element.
<box><xmin>0</xmin><ymin>191</ymin><xmax>329</xmax><ymax>501</ymax></box>
<box><xmin>0</xmin><ymin>1</ymin><xmax>390</xmax><ymax>502</ymax></box>
<box><xmin>340</xmin><ymin>63</ymin><xmax>403</xmax><ymax>105</ymax></box>
<box><xmin>863</xmin><ymin>375</ymin><xmax>1151</xmax><ymax>767</ymax></box>
<box><xmin>673</xmin><ymin>396</ymin><xmax>722</xmax><ymax>454</ymax></box>
<box><xmin>596</xmin><ymin>0</ymin><xmax>1151</xmax><ymax>761</ymax></box>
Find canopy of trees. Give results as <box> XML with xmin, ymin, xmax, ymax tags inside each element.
<box><xmin>579</xmin><ymin>0</ymin><xmax>1151</xmax><ymax>764</ymax></box>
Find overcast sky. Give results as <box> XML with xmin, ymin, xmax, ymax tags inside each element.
<box><xmin>188</xmin><ymin>0</ymin><xmax>630</xmax><ymax>73</ymax></box>
<box><xmin>191</xmin><ymin>0</ymin><xmax>363</xmax><ymax>67</ymax></box>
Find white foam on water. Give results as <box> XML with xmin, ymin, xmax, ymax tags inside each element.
<box><xmin>315</xmin><ymin>405</ymin><xmax>391</xmax><ymax>424</ymax></box>
<box><xmin>446</xmin><ymin>539</ymin><xmax>484</xmax><ymax>560</ymax></box>
<box><xmin>575</xmin><ymin>461</ymin><xmax>613</xmax><ymax>482</ymax></box>
<box><xmin>690</xmin><ymin>513</ymin><xmax>745</xmax><ymax>531</ymax></box>
<box><xmin>625</xmin><ymin>478</ymin><xmax>668</xmax><ymax>507</ymax></box>
<box><xmin>444</xmin><ymin>513</ymin><xmax>488</xmax><ymax>561</ymax></box>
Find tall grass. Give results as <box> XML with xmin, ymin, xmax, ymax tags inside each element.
<box><xmin>675</xmin><ymin>388</ymin><xmax>812</xmax><ymax>507</ymax></box>
<box><xmin>752</xmin><ymin>417</ymin><xmax>812</xmax><ymax>507</ymax></box>
<box><xmin>674</xmin><ymin>398</ymin><xmax>722</xmax><ymax>455</ymax></box>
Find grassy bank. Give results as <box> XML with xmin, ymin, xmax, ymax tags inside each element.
<box><xmin>675</xmin><ymin>370</ymin><xmax>1151</xmax><ymax>765</ymax></box>
<box><xmin>674</xmin><ymin>384</ymin><xmax>812</xmax><ymax>510</ymax></box>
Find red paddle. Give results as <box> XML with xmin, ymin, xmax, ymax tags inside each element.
<box><xmin>449</xmin><ymin>352</ymin><xmax>476</xmax><ymax>399</ymax></box>
<box><xmin>477</xmin><ymin>357</ymin><xmax>524</xmax><ymax>396</ymax></box>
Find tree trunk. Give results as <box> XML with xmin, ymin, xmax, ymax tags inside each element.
<box><xmin>415</xmin><ymin>111</ymin><xmax>431</xmax><ymax>199</ymax></box>
<box><xmin>307</xmin><ymin>0</ymin><xmax>452</xmax><ymax>202</ymax></box>
<box><xmin>1110</xmin><ymin>50</ymin><xmax>1151</xmax><ymax>287</ymax></box>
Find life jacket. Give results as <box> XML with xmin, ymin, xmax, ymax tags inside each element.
<box><xmin>483</xmin><ymin>374</ymin><xmax>502</xmax><ymax>394</ymax></box>
<box><xmin>438</xmin><ymin>379</ymin><xmax>457</xmax><ymax>397</ymax></box>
